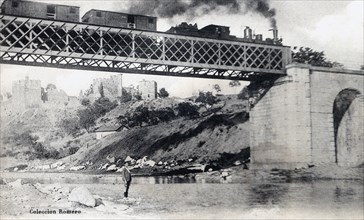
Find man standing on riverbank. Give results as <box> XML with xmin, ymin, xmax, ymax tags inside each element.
<box><xmin>120</xmin><ymin>165</ymin><xmax>132</xmax><ymax>198</ymax></box>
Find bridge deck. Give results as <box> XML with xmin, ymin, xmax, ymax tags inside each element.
<box><xmin>0</xmin><ymin>15</ymin><xmax>291</xmax><ymax>80</ymax></box>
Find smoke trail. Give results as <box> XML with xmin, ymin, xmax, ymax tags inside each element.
<box><xmin>244</xmin><ymin>0</ymin><xmax>277</xmax><ymax>28</ymax></box>
<box><xmin>127</xmin><ymin>0</ymin><xmax>277</xmax><ymax>28</ymax></box>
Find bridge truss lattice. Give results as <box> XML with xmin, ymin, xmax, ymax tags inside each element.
<box><xmin>0</xmin><ymin>15</ymin><xmax>292</xmax><ymax>81</ymax></box>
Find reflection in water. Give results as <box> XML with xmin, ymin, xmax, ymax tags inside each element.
<box><xmin>247</xmin><ymin>183</ymin><xmax>289</xmax><ymax>206</ymax></box>
<box><xmin>334</xmin><ymin>186</ymin><xmax>356</xmax><ymax>203</ymax></box>
<box><xmin>137</xmin><ymin>176</ymin><xmax>196</xmax><ymax>184</ymax></box>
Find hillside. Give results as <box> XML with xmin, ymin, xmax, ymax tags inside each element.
<box><xmin>0</xmin><ymin>100</ymin><xmax>82</xmax><ymax>160</ymax></box>
<box><xmin>1</xmin><ymin>95</ymin><xmax>251</xmax><ymax>172</ymax></box>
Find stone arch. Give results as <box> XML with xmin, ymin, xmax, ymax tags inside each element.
<box><xmin>332</xmin><ymin>88</ymin><xmax>364</xmax><ymax>167</ymax></box>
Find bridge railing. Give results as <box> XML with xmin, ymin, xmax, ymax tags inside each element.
<box><xmin>0</xmin><ymin>15</ymin><xmax>292</xmax><ymax>80</ymax></box>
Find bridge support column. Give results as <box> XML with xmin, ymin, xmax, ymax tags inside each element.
<box><xmin>250</xmin><ymin>64</ymin><xmax>313</xmax><ymax>169</ymax></box>
<box><xmin>250</xmin><ymin>63</ymin><xmax>364</xmax><ymax>169</ymax></box>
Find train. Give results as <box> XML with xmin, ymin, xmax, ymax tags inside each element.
<box><xmin>1</xmin><ymin>0</ymin><xmax>282</xmax><ymax>45</ymax></box>
<box><xmin>1</xmin><ymin>0</ymin><xmax>284</xmax><ymax>69</ymax></box>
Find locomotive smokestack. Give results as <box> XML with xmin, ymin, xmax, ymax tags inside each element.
<box><xmin>255</xmin><ymin>34</ymin><xmax>263</xmax><ymax>41</ymax></box>
<box><xmin>270</xmin><ymin>28</ymin><xmax>278</xmax><ymax>41</ymax></box>
<box><xmin>244</xmin><ymin>26</ymin><xmax>253</xmax><ymax>39</ymax></box>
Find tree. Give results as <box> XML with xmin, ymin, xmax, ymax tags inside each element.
<box><xmin>292</xmin><ymin>46</ymin><xmax>341</xmax><ymax>68</ymax></box>
<box><xmin>134</xmin><ymin>94</ymin><xmax>142</xmax><ymax>100</ymax></box>
<box><xmin>81</xmin><ymin>98</ymin><xmax>90</xmax><ymax>106</ymax></box>
<box><xmin>195</xmin><ymin>91</ymin><xmax>217</xmax><ymax>105</ymax></box>
<box><xmin>130</xmin><ymin>106</ymin><xmax>150</xmax><ymax>126</ymax></box>
<box><xmin>212</xmin><ymin>84</ymin><xmax>221</xmax><ymax>93</ymax></box>
<box><xmin>177</xmin><ymin>102</ymin><xmax>199</xmax><ymax>118</ymax></box>
<box><xmin>159</xmin><ymin>88</ymin><xmax>169</xmax><ymax>98</ymax></box>
<box><xmin>77</xmin><ymin>108</ymin><xmax>96</xmax><ymax>132</ymax></box>
<box><xmin>98</xmin><ymin>82</ymin><xmax>105</xmax><ymax>98</ymax></box>
<box><xmin>229</xmin><ymin>80</ymin><xmax>241</xmax><ymax>87</ymax></box>
<box><xmin>237</xmin><ymin>86</ymin><xmax>250</xmax><ymax>100</ymax></box>
<box><xmin>92</xmin><ymin>97</ymin><xmax>118</xmax><ymax>118</ymax></box>
<box><xmin>84</xmin><ymin>84</ymin><xmax>94</xmax><ymax>96</ymax></box>
<box><xmin>120</xmin><ymin>88</ymin><xmax>132</xmax><ymax>103</ymax></box>
<box><xmin>58</xmin><ymin>117</ymin><xmax>80</xmax><ymax>136</ymax></box>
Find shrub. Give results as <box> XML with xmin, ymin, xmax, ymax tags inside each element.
<box><xmin>68</xmin><ymin>146</ymin><xmax>80</xmax><ymax>155</ymax></box>
<box><xmin>58</xmin><ymin>117</ymin><xmax>80</xmax><ymax>136</ymax></box>
<box><xmin>159</xmin><ymin>88</ymin><xmax>169</xmax><ymax>98</ymax></box>
<box><xmin>195</xmin><ymin>91</ymin><xmax>217</xmax><ymax>105</ymax></box>
<box><xmin>177</xmin><ymin>102</ymin><xmax>199</xmax><ymax>118</ymax></box>
<box><xmin>81</xmin><ymin>98</ymin><xmax>91</xmax><ymax>106</ymax></box>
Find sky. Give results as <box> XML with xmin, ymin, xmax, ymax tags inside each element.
<box><xmin>0</xmin><ymin>0</ymin><xmax>363</xmax><ymax>97</ymax></box>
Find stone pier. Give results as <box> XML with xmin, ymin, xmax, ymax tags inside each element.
<box><xmin>250</xmin><ymin>63</ymin><xmax>364</xmax><ymax>169</ymax></box>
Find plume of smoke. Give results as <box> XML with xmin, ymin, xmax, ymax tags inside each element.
<box><xmin>128</xmin><ymin>0</ymin><xmax>240</xmax><ymax>20</ymax></box>
<box><xmin>243</xmin><ymin>0</ymin><xmax>277</xmax><ymax>28</ymax></box>
<box><xmin>127</xmin><ymin>0</ymin><xmax>277</xmax><ymax>28</ymax></box>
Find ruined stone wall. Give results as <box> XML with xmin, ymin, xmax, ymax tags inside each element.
<box><xmin>250</xmin><ymin>64</ymin><xmax>364</xmax><ymax>169</ymax></box>
<box><xmin>47</xmin><ymin>88</ymin><xmax>68</xmax><ymax>104</ymax></box>
<box><xmin>138</xmin><ymin>80</ymin><xmax>157</xmax><ymax>100</ymax></box>
<box><xmin>92</xmin><ymin>74</ymin><xmax>122</xmax><ymax>102</ymax></box>
<box><xmin>12</xmin><ymin>76</ymin><xmax>41</xmax><ymax>109</ymax></box>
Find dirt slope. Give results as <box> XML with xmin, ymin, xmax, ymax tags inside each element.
<box><xmin>65</xmin><ymin>111</ymin><xmax>250</xmax><ymax>169</ymax></box>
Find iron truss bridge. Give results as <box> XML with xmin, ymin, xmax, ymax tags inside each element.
<box><xmin>0</xmin><ymin>15</ymin><xmax>292</xmax><ymax>81</ymax></box>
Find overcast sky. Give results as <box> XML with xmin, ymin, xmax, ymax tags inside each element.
<box><xmin>0</xmin><ymin>0</ymin><xmax>363</xmax><ymax>97</ymax></box>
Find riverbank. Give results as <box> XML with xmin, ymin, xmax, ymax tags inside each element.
<box><xmin>2</xmin><ymin>163</ymin><xmax>363</xmax><ymax>183</ymax></box>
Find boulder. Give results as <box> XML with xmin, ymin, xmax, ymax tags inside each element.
<box><xmin>101</xmin><ymin>163</ymin><xmax>109</xmax><ymax>170</ymax></box>
<box><xmin>106</xmin><ymin>164</ymin><xmax>118</xmax><ymax>171</ymax></box>
<box><xmin>68</xmin><ymin>186</ymin><xmax>96</xmax><ymax>207</ymax></box>
<box><xmin>220</xmin><ymin>171</ymin><xmax>230</xmax><ymax>178</ymax></box>
<box><xmin>106</xmin><ymin>155</ymin><xmax>115</xmax><ymax>163</ymax></box>
<box><xmin>95</xmin><ymin>204</ymin><xmax>106</xmax><ymax>212</ymax></box>
<box><xmin>57</xmin><ymin>165</ymin><xmax>66</xmax><ymax>170</ymax></box>
<box><xmin>124</xmin><ymin>156</ymin><xmax>133</xmax><ymax>163</ymax></box>
<box><xmin>51</xmin><ymin>161</ymin><xmax>64</xmax><ymax>169</ymax></box>
<box><xmin>234</xmin><ymin>160</ymin><xmax>242</xmax><ymax>166</ymax></box>
<box><xmin>69</xmin><ymin>165</ymin><xmax>85</xmax><ymax>171</ymax></box>
<box><xmin>9</xmin><ymin>179</ymin><xmax>22</xmax><ymax>188</ymax></box>
<box><xmin>158</xmin><ymin>161</ymin><xmax>163</xmax><ymax>166</ymax></box>
<box><xmin>144</xmin><ymin>160</ymin><xmax>156</xmax><ymax>167</ymax></box>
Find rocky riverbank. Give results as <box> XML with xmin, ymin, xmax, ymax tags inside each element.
<box><xmin>0</xmin><ymin>178</ymin><xmax>138</xmax><ymax>219</ymax></box>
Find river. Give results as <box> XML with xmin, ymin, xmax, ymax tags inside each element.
<box><xmin>1</xmin><ymin>172</ymin><xmax>363</xmax><ymax>219</ymax></box>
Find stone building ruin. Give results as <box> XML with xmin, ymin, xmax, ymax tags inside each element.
<box><xmin>12</xmin><ymin>76</ymin><xmax>41</xmax><ymax>109</ymax></box>
<box><xmin>138</xmin><ymin>79</ymin><xmax>157</xmax><ymax>100</ymax></box>
<box><xmin>92</xmin><ymin>74</ymin><xmax>123</xmax><ymax>102</ymax></box>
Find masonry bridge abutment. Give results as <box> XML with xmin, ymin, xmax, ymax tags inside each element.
<box><xmin>250</xmin><ymin>63</ymin><xmax>364</xmax><ymax>169</ymax></box>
